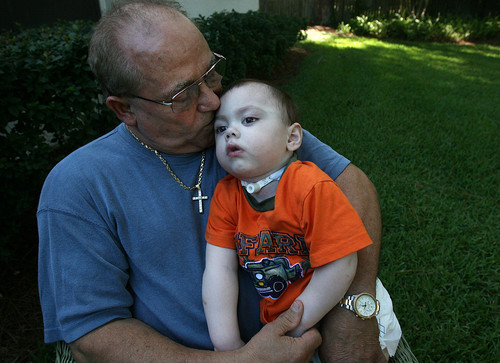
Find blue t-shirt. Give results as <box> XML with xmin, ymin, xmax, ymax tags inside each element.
<box><xmin>37</xmin><ymin>123</ymin><xmax>350</xmax><ymax>347</ymax></box>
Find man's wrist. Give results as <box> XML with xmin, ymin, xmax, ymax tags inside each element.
<box><xmin>339</xmin><ymin>293</ymin><xmax>380</xmax><ymax>320</ymax></box>
<box><xmin>345</xmin><ymin>277</ymin><xmax>377</xmax><ymax>296</ymax></box>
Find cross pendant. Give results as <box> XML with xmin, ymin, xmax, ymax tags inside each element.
<box><xmin>192</xmin><ymin>185</ymin><xmax>209</xmax><ymax>214</ymax></box>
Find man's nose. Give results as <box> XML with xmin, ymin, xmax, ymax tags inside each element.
<box><xmin>197</xmin><ymin>82</ymin><xmax>221</xmax><ymax>112</ymax></box>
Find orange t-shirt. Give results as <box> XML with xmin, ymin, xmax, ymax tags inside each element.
<box><xmin>205</xmin><ymin>160</ymin><xmax>372</xmax><ymax>324</ymax></box>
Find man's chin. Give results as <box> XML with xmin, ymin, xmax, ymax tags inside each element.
<box><xmin>191</xmin><ymin>129</ymin><xmax>215</xmax><ymax>151</ymax></box>
<box><xmin>202</xmin><ymin>120</ymin><xmax>216</xmax><ymax>145</ymax></box>
<box><xmin>202</xmin><ymin>133</ymin><xmax>215</xmax><ymax>148</ymax></box>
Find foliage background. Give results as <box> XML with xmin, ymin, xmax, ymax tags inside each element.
<box><xmin>0</xmin><ymin>21</ymin><xmax>117</xmax><ymax>258</ymax></box>
<box><xmin>344</xmin><ymin>14</ymin><xmax>500</xmax><ymax>43</ymax></box>
<box><xmin>260</xmin><ymin>0</ymin><xmax>499</xmax><ymax>26</ymax></box>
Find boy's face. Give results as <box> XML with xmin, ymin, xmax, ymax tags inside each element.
<box><xmin>214</xmin><ymin>83</ymin><xmax>297</xmax><ymax>181</ymax></box>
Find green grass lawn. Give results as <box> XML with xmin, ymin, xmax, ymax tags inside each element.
<box><xmin>284</xmin><ymin>30</ymin><xmax>499</xmax><ymax>361</ymax></box>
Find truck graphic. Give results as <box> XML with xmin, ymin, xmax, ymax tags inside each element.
<box><xmin>244</xmin><ymin>257</ymin><xmax>304</xmax><ymax>299</ymax></box>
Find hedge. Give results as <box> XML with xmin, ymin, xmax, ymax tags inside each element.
<box><xmin>344</xmin><ymin>14</ymin><xmax>500</xmax><ymax>43</ymax></box>
<box><xmin>0</xmin><ymin>11</ymin><xmax>306</xmax><ymax>258</ymax></box>
<box><xmin>195</xmin><ymin>10</ymin><xmax>307</xmax><ymax>83</ymax></box>
<box><xmin>0</xmin><ymin>20</ymin><xmax>117</xmax><ymax>258</ymax></box>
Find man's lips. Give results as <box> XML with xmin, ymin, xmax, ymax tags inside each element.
<box><xmin>226</xmin><ymin>142</ymin><xmax>243</xmax><ymax>157</ymax></box>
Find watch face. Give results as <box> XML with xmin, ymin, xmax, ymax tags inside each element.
<box><xmin>354</xmin><ymin>294</ymin><xmax>377</xmax><ymax>318</ymax></box>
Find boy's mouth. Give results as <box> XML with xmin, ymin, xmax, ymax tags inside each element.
<box><xmin>226</xmin><ymin>143</ymin><xmax>243</xmax><ymax>157</ymax></box>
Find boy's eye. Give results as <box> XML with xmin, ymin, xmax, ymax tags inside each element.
<box><xmin>215</xmin><ymin>125</ymin><xmax>227</xmax><ymax>134</ymax></box>
<box><xmin>242</xmin><ymin>117</ymin><xmax>257</xmax><ymax>124</ymax></box>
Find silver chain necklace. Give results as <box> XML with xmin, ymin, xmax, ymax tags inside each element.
<box><xmin>126</xmin><ymin>126</ymin><xmax>208</xmax><ymax>213</ymax></box>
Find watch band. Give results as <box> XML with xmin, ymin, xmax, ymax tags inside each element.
<box><xmin>339</xmin><ymin>293</ymin><xmax>380</xmax><ymax>319</ymax></box>
<box><xmin>339</xmin><ymin>295</ymin><xmax>357</xmax><ymax>312</ymax></box>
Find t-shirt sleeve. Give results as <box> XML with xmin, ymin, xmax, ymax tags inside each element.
<box><xmin>37</xmin><ymin>209</ymin><xmax>132</xmax><ymax>343</ymax></box>
<box><xmin>300</xmin><ymin>179</ymin><xmax>372</xmax><ymax>267</ymax></box>
<box><xmin>205</xmin><ymin>179</ymin><xmax>238</xmax><ymax>249</ymax></box>
<box><xmin>296</xmin><ymin>129</ymin><xmax>350</xmax><ymax>181</ymax></box>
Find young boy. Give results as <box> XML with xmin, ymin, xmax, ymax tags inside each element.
<box><xmin>202</xmin><ymin>80</ymin><xmax>401</xmax><ymax>358</ymax></box>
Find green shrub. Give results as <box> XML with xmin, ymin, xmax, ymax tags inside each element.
<box><xmin>196</xmin><ymin>10</ymin><xmax>307</xmax><ymax>84</ymax></box>
<box><xmin>457</xmin><ymin>16</ymin><xmax>500</xmax><ymax>41</ymax></box>
<box><xmin>337</xmin><ymin>22</ymin><xmax>352</xmax><ymax>34</ymax></box>
<box><xmin>0</xmin><ymin>20</ymin><xmax>118</xmax><ymax>257</ymax></box>
<box><xmin>384</xmin><ymin>15</ymin><xmax>408</xmax><ymax>39</ymax></box>
<box><xmin>348</xmin><ymin>15</ymin><xmax>372</xmax><ymax>36</ymax></box>
<box><xmin>346</xmin><ymin>14</ymin><xmax>500</xmax><ymax>43</ymax></box>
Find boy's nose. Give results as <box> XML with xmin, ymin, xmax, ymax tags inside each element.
<box><xmin>225</xmin><ymin>127</ymin><xmax>238</xmax><ymax>140</ymax></box>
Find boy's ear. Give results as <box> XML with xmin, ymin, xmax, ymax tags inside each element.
<box><xmin>106</xmin><ymin>96</ymin><xmax>137</xmax><ymax>126</ymax></box>
<box><xmin>286</xmin><ymin>123</ymin><xmax>303</xmax><ymax>152</ymax></box>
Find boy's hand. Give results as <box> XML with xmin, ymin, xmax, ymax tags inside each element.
<box><xmin>241</xmin><ymin>301</ymin><xmax>322</xmax><ymax>363</ymax></box>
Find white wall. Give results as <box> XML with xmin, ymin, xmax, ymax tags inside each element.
<box><xmin>99</xmin><ymin>0</ymin><xmax>112</xmax><ymax>14</ymax></box>
<box><xmin>98</xmin><ymin>0</ymin><xmax>259</xmax><ymax>18</ymax></box>
<box><xmin>179</xmin><ymin>0</ymin><xmax>258</xmax><ymax>18</ymax></box>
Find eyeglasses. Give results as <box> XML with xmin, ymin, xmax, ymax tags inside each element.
<box><xmin>131</xmin><ymin>52</ymin><xmax>226</xmax><ymax>114</ymax></box>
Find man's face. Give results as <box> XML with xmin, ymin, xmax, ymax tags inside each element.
<box><xmin>125</xmin><ymin>15</ymin><xmax>222</xmax><ymax>154</ymax></box>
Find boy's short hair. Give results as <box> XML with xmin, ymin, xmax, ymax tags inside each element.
<box><xmin>222</xmin><ymin>79</ymin><xmax>299</xmax><ymax>126</ymax></box>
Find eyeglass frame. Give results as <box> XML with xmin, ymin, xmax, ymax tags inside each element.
<box><xmin>130</xmin><ymin>52</ymin><xmax>226</xmax><ymax>113</ymax></box>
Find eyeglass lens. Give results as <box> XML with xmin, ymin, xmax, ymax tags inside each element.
<box><xmin>171</xmin><ymin>57</ymin><xmax>226</xmax><ymax>113</ymax></box>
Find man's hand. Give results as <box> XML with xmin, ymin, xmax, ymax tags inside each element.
<box><xmin>69</xmin><ymin>304</ymin><xmax>321</xmax><ymax>363</ymax></box>
<box><xmin>242</xmin><ymin>301</ymin><xmax>322</xmax><ymax>363</ymax></box>
<box><xmin>319</xmin><ymin>305</ymin><xmax>386</xmax><ymax>362</ymax></box>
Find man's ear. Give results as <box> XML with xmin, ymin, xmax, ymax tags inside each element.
<box><xmin>286</xmin><ymin>123</ymin><xmax>303</xmax><ymax>152</ymax></box>
<box><xmin>106</xmin><ymin>96</ymin><xmax>137</xmax><ymax>126</ymax></box>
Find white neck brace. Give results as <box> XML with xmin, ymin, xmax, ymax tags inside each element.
<box><xmin>240</xmin><ymin>166</ymin><xmax>286</xmax><ymax>194</ymax></box>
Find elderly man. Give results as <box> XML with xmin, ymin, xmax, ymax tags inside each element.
<box><xmin>38</xmin><ymin>1</ymin><xmax>385</xmax><ymax>361</ymax></box>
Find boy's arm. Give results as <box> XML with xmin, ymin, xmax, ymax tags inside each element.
<box><xmin>202</xmin><ymin>244</ymin><xmax>244</xmax><ymax>351</ymax></box>
<box><xmin>288</xmin><ymin>253</ymin><xmax>358</xmax><ymax>338</ymax></box>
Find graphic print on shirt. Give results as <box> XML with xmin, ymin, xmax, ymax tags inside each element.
<box><xmin>244</xmin><ymin>257</ymin><xmax>303</xmax><ymax>299</ymax></box>
<box><xmin>235</xmin><ymin>230</ymin><xmax>311</xmax><ymax>299</ymax></box>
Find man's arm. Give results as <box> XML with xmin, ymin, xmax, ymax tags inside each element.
<box><xmin>334</xmin><ymin>164</ymin><xmax>381</xmax><ymax>294</ymax></box>
<box><xmin>320</xmin><ymin>163</ymin><xmax>386</xmax><ymax>362</ymax></box>
<box><xmin>70</xmin><ymin>302</ymin><xmax>322</xmax><ymax>363</ymax></box>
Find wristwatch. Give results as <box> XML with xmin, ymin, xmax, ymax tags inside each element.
<box><xmin>339</xmin><ymin>293</ymin><xmax>380</xmax><ymax>320</ymax></box>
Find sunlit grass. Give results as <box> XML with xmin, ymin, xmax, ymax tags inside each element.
<box><xmin>284</xmin><ymin>30</ymin><xmax>499</xmax><ymax>361</ymax></box>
